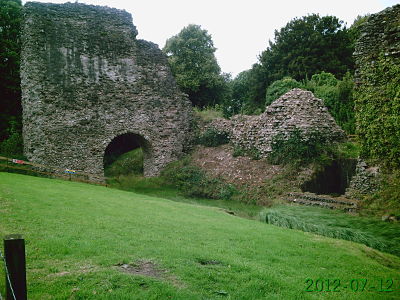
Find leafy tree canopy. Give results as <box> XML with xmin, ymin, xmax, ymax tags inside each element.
<box><xmin>163</xmin><ymin>24</ymin><xmax>228</xmax><ymax>108</ymax></box>
<box><xmin>265</xmin><ymin>77</ymin><xmax>302</xmax><ymax>106</ymax></box>
<box><xmin>242</xmin><ymin>14</ymin><xmax>354</xmax><ymax>110</ymax></box>
<box><xmin>261</xmin><ymin>14</ymin><xmax>354</xmax><ymax>82</ymax></box>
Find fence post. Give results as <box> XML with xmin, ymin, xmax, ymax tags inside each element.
<box><xmin>4</xmin><ymin>234</ymin><xmax>27</xmax><ymax>300</ymax></box>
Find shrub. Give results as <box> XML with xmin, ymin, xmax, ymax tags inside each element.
<box><xmin>0</xmin><ymin>118</ymin><xmax>24</xmax><ymax>158</ymax></box>
<box><xmin>161</xmin><ymin>158</ymin><xmax>237</xmax><ymax>200</ymax></box>
<box><xmin>222</xmin><ymin>97</ymin><xmax>243</xmax><ymax>118</ymax></box>
<box><xmin>0</xmin><ymin>131</ymin><xmax>23</xmax><ymax>157</ymax></box>
<box><xmin>232</xmin><ymin>145</ymin><xmax>245</xmax><ymax>157</ymax></box>
<box><xmin>265</xmin><ymin>77</ymin><xmax>303</xmax><ymax>107</ymax></box>
<box><xmin>268</xmin><ymin>129</ymin><xmax>330</xmax><ymax>166</ymax></box>
<box><xmin>309</xmin><ymin>71</ymin><xmax>338</xmax><ymax>87</ymax></box>
<box><xmin>197</xmin><ymin>128</ymin><xmax>229</xmax><ymax>147</ymax></box>
<box><xmin>248</xmin><ymin>147</ymin><xmax>261</xmax><ymax>160</ymax></box>
<box><xmin>303</xmin><ymin>71</ymin><xmax>355</xmax><ymax>134</ymax></box>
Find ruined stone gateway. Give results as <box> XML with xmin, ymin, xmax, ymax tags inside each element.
<box><xmin>21</xmin><ymin>2</ymin><xmax>193</xmax><ymax>179</ymax></box>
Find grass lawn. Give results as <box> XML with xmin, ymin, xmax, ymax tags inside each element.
<box><xmin>106</xmin><ymin>174</ymin><xmax>262</xmax><ymax>219</ymax></box>
<box><xmin>0</xmin><ymin>172</ymin><xmax>399</xmax><ymax>299</ymax></box>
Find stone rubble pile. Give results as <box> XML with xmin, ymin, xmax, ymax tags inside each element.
<box><xmin>207</xmin><ymin>88</ymin><xmax>346</xmax><ymax>158</ymax></box>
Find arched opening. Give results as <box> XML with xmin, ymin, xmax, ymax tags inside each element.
<box><xmin>103</xmin><ymin>133</ymin><xmax>150</xmax><ymax>177</ymax></box>
<box><xmin>301</xmin><ymin>158</ymin><xmax>357</xmax><ymax>196</ymax></box>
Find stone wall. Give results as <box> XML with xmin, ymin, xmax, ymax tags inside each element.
<box><xmin>345</xmin><ymin>160</ymin><xmax>380</xmax><ymax>198</ymax></box>
<box><xmin>353</xmin><ymin>4</ymin><xmax>400</xmax><ymax>82</ymax></box>
<box><xmin>207</xmin><ymin>89</ymin><xmax>346</xmax><ymax>158</ymax></box>
<box><xmin>353</xmin><ymin>4</ymin><xmax>400</xmax><ymax>168</ymax></box>
<box><xmin>21</xmin><ymin>2</ymin><xmax>193</xmax><ymax>179</ymax></box>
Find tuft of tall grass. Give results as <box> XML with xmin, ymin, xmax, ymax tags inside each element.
<box><xmin>193</xmin><ymin>106</ymin><xmax>224</xmax><ymax>123</ymax></box>
<box><xmin>259</xmin><ymin>206</ymin><xmax>400</xmax><ymax>257</ymax></box>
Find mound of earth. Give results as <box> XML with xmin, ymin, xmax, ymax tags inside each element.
<box><xmin>191</xmin><ymin>144</ymin><xmax>311</xmax><ymax>189</ymax></box>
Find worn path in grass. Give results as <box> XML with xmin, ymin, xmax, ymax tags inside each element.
<box><xmin>0</xmin><ymin>172</ymin><xmax>399</xmax><ymax>299</ymax></box>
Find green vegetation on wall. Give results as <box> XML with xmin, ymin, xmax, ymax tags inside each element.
<box><xmin>355</xmin><ymin>53</ymin><xmax>400</xmax><ymax>169</ymax></box>
<box><xmin>268</xmin><ymin>129</ymin><xmax>332</xmax><ymax>166</ymax></box>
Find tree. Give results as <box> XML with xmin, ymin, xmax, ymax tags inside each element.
<box><xmin>304</xmin><ymin>71</ymin><xmax>355</xmax><ymax>134</ymax></box>
<box><xmin>265</xmin><ymin>77</ymin><xmax>302</xmax><ymax>107</ymax></box>
<box><xmin>163</xmin><ymin>24</ymin><xmax>228</xmax><ymax>108</ymax></box>
<box><xmin>0</xmin><ymin>0</ymin><xmax>22</xmax><ymax>144</ymax></box>
<box><xmin>261</xmin><ymin>14</ymin><xmax>353</xmax><ymax>82</ymax></box>
<box><xmin>241</xmin><ymin>14</ymin><xmax>354</xmax><ymax>109</ymax></box>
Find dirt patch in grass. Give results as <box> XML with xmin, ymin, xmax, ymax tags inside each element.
<box><xmin>116</xmin><ymin>260</ymin><xmax>184</xmax><ymax>288</ymax></box>
<box><xmin>117</xmin><ymin>260</ymin><xmax>166</xmax><ymax>278</ymax></box>
<box><xmin>191</xmin><ymin>144</ymin><xmax>284</xmax><ymax>188</ymax></box>
<box><xmin>197</xmin><ymin>258</ymin><xmax>223</xmax><ymax>266</ymax></box>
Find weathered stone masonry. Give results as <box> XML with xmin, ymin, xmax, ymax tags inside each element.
<box><xmin>353</xmin><ymin>4</ymin><xmax>400</xmax><ymax>85</ymax></box>
<box><xmin>21</xmin><ymin>2</ymin><xmax>193</xmax><ymax>179</ymax></box>
<box><xmin>207</xmin><ymin>89</ymin><xmax>346</xmax><ymax>158</ymax></box>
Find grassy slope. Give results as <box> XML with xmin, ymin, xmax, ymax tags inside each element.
<box><xmin>262</xmin><ymin>205</ymin><xmax>400</xmax><ymax>257</ymax></box>
<box><xmin>0</xmin><ymin>173</ymin><xmax>399</xmax><ymax>299</ymax></box>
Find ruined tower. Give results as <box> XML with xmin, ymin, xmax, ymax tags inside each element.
<box><xmin>21</xmin><ymin>2</ymin><xmax>193</xmax><ymax>179</ymax></box>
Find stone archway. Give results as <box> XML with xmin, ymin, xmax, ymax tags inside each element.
<box><xmin>103</xmin><ymin>132</ymin><xmax>152</xmax><ymax>177</ymax></box>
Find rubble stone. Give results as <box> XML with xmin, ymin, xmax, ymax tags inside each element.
<box><xmin>207</xmin><ymin>88</ymin><xmax>346</xmax><ymax>158</ymax></box>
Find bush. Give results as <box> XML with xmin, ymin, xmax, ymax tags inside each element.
<box><xmin>232</xmin><ymin>145</ymin><xmax>245</xmax><ymax>157</ymax></box>
<box><xmin>309</xmin><ymin>71</ymin><xmax>338</xmax><ymax>87</ymax></box>
<box><xmin>248</xmin><ymin>147</ymin><xmax>261</xmax><ymax>160</ymax></box>
<box><xmin>197</xmin><ymin>128</ymin><xmax>229</xmax><ymax>147</ymax></box>
<box><xmin>268</xmin><ymin>129</ymin><xmax>331</xmax><ymax>166</ymax></box>
<box><xmin>0</xmin><ymin>132</ymin><xmax>23</xmax><ymax>157</ymax></box>
<box><xmin>222</xmin><ymin>97</ymin><xmax>243</xmax><ymax>118</ymax></box>
<box><xmin>303</xmin><ymin>71</ymin><xmax>355</xmax><ymax>134</ymax></box>
<box><xmin>265</xmin><ymin>77</ymin><xmax>303</xmax><ymax>107</ymax></box>
<box><xmin>161</xmin><ymin>158</ymin><xmax>237</xmax><ymax>200</ymax></box>
<box><xmin>0</xmin><ymin>118</ymin><xmax>24</xmax><ymax>158</ymax></box>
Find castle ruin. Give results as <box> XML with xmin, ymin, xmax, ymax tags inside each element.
<box><xmin>206</xmin><ymin>89</ymin><xmax>346</xmax><ymax>158</ymax></box>
<box><xmin>21</xmin><ymin>2</ymin><xmax>193</xmax><ymax>179</ymax></box>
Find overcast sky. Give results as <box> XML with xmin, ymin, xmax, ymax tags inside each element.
<box><xmin>22</xmin><ymin>0</ymin><xmax>399</xmax><ymax>76</ymax></box>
